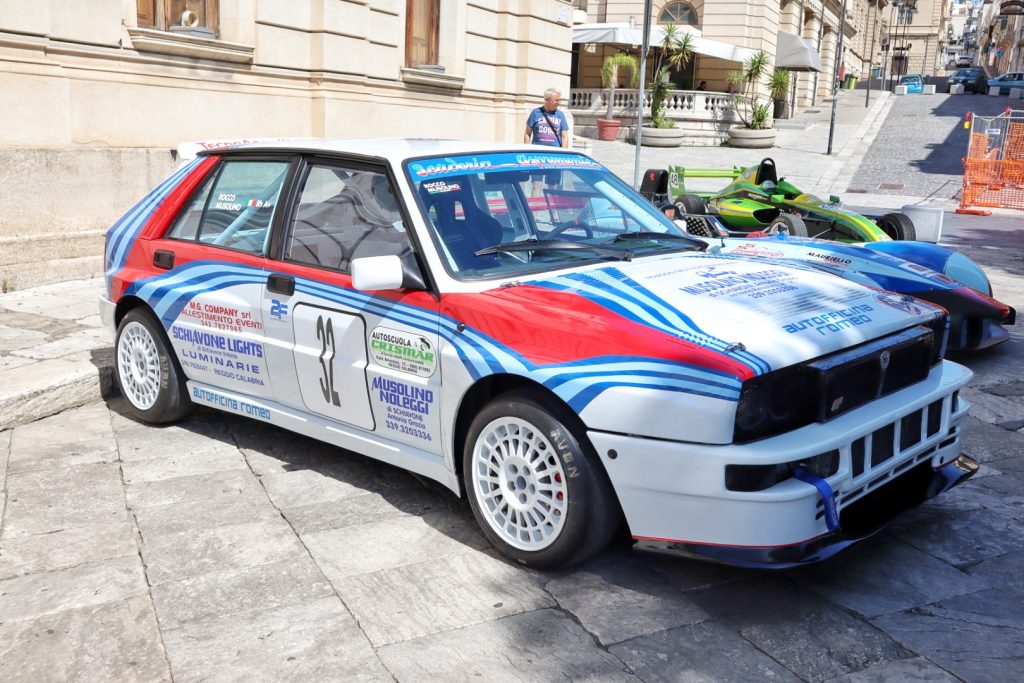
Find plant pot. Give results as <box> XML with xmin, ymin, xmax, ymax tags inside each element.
<box><xmin>639</xmin><ymin>126</ymin><xmax>684</xmax><ymax>147</ymax></box>
<box><xmin>773</xmin><ymin>99</ymin><xmax>786</xmax><ymax>119</ymax></box>
<box><xmin>726</xmin><ymin>127</ymin><xmax>776</xmax><ymax>148</ymax></box>
<box><xmin>596</xmin><ymin>118</ymin><xmax>622</xmax><ymax>141</ymax></box>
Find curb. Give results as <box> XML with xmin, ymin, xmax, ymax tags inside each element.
<box><xmin>0</xmin><ymin>358</ymin><xmax>115</xmax><ymax>430</ymax></box>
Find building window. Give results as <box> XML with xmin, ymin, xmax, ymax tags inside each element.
<box><xmin>406</xmin><ymin>0</ymin><xmax>440</xmax><ymax>68</ymax></box>
<box><xmin>658</xmin><ymin>2</ymin><xmax>698</xmax><ymax>26</ymax></box>
<box><xmin>137</xmin><ymin>0</ymin><xmax>219</xmax><ymax>38</ymax></box>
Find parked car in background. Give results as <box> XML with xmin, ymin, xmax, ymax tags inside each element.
<box><xmin>987</xmin><ymin>71</ymin><xmax>1024</xmax><ymax>95</ymax></box>
<box><xmin>101</xmin><ymin>139</ymin><xmax>977</xmax><ymax>569</ymax></box>
<box><xmin>899</xmin><ymin>74</ymin><xmax>924</xmax><ymax>94</ymax></box>
<box><xmin>947</xmin><ymin>68</ymin><xmax>987</xmax><ymax>93</ymax></box>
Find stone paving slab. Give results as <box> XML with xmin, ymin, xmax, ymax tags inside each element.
<box><xmin>377</xmin><ymin>607</ymin><xmax>637</xmax><ymax>682</ymax></box>
<box><xmin>281</xmin><ymin>487</ymin><xmax>446</xmax><ymax>535</ymax></box>
<box><xmin>120</xmin><ymin>448</ymin><xmax>248</xmax><ymax>486</ymax></box>
<box><xmin>303</xmin><ymin>510</ymin><xmax>487</xmax><ymax>579</ymax></box>
<box><xmin>132</xmin><ymin>491</ymin><xmax>282</xmax><ymax>540</ymax></box>
<box><xmin>688</xmin><ymin>575</ymin><xmax>912</xmax><ymax>682</ymax></box>
<box><xmin>872</xmin><ymin>588</ymin><xmax>1024</xmax><ymax>683</ymax></box>
<box><xmin>889</xmin><ymin>504</ymin><xmax>1024</xmax><ymax>568</ymax></box>
<box><xmin>2</xmin><ymin>461</ymin><xmax>127</xmax><ymax>537</ymax></box>
<box><xmin>125</xmin><ymin>467</ymin><xmax>263</xmax><ymax>510</ymax></box>
<box><xmin>0</xmin><ymin>555</ymin><xmax>148</xmax><ymax>623</ymax></box>
<box><xmin>0</xmin><ymin>595</ymin><xmax>169</xmax><ymax>683</ymax></box>
<box><xmin>608</xmin><ymin>620</ymin><xmax>802</xmax><ymax>683</ymax></box>
<box><xmin>160</xmin><ymin>597</ymin><xmax>388</xmax><ymax>682</ymax></box>
<box><xmin>0</xmin><ymin>521</ymin><xmax>137</xmax><ymax>581</ymax></box>
<box><xmin>140</xmin><ymin>518</ymin><xmax>305</xmax><ymax>586</ymax></box>
<box><xmin>334</xmin><ymin>551</ymin><xmax>555</xmax><ymax>647</ymax></box>
<box><xmin>543</xmin><ymin>551</ymin><xmax>708</xmax><ymax>646</ymax></box>
<box><xmin>149</xmin><ymin>556</ymin><xmax>333</xmax><ymax>630</ymax></box>
<box><xmin>791</xmin><ymin>536</ymin><xmax>987</xmax><ymax>618</ymax></box>
<box><xmin>823</xmin><ymin>656</ymin><xmax>962</xmax><ymax>683</ymax></box>
<box><xmin>8</xmin><ymin>402</ymin><xmax>116</xmax><ymax>473</ymax></box>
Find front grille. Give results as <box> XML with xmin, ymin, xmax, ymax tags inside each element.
<box><xmin>816</xmin><ymin>396</ymin><xmax>955</xmax><ymax>522</ymax></box>
<box><xmin>808</xmin><ymin>326</ymin><xmax>935</xmax><ymax>421</ymax></box>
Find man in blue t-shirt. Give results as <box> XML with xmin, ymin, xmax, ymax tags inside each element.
<box><xmin>523</xmin><ymin>88</ymin><xmax>569</xmax><ymax>148</ymax></box>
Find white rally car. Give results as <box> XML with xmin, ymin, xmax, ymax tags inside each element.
<box><xmin>101</xmin><ymin>140</ymin><xmax>976</xmax><ymax>568</ymax></box>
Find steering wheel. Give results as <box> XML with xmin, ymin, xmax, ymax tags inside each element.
<box><xmin>549</xmin><ymin>220</ymin><xmax>594</xmax><ymax>239</ymax></box>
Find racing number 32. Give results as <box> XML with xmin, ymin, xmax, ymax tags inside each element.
<box><xmin>316</xmin><ymin>314</ymin><xmax>342</xmax><ymax>407</ymax></box>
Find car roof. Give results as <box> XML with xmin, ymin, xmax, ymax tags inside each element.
<box><xmin>202</xmin><ymin>138</ymin><xmax>558</xmax><ymax>165</ymax></box>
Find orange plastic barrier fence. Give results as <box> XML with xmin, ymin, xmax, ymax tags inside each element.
<box><xmin>960</xmin><ymin>114</ymin><xmax>1024</xmax><ymax>211</ymax></box>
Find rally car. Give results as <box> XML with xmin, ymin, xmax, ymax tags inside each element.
<box><xmin>102</xmin><ymin>140</ymin><xmax>976</xmax><ymax>569</ymax></box>
<box><xmin>649</xmin><ymin>159</ymin><xmax>917</xmax><ymax>241</ymax></box>
<box><xmin>660</xmin><ymin>210</ymin><xmax>1016</xmax><ymax>352</ymax></box>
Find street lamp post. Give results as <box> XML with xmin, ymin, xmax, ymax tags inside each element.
<box><xmin>827</xmin><ymin>0</ymin><xmax>848</xmax><ymax>155</ymax></box>
<box><xmin>866</xmin><ymin>0</ymin><xmax>878</xmax><ymax>107</ymax></box>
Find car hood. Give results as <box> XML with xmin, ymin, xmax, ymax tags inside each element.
<box><xmin>516</xmin><ymin>252</ymin><xmax>941</xmax><ymax>372</ymax></box>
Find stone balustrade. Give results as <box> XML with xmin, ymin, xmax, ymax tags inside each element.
<box><xmin>568</xmin><ymin>88</ymin><xmax>745</xmax><ymax>145</ymax></box>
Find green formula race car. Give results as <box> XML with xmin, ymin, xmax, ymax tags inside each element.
<box><xmin>659</xmin><ymin>158</ymin><xmax>916</xmax><ymax>242</ymax></box>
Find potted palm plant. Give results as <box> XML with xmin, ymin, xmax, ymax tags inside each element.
<box><xmin>725</xmin><ymin>51</ymin><xmax>784</xmax><ymax>148</ymax></box>
<box><xmin>597</xmin><ymin>52</ymin><xmax>639</xmax><ymax>141</ymax></box>
<box><xmin>640</xmin><ymin>25</ymin><xmax>695</xmax><ymax>147</ymax></box>
<box><xmin>770</xmin><ymin>68</ymin><xmax>791</xmax><ymax>119</ymax></box>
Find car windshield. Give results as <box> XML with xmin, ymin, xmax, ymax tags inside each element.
<box><xmin>404</xmin><ymin>151</ymin><xmax>703</xmax><ymax>278</ymax></box>
<box><xmin>901</xmin><ymin>76</ymin><xmax>920</xmax><ymax>84</ymax></box>
<box><xmin>955</xmin><ymin>69</ymin><xmax>978</xmax><ymax>77</ymax></box>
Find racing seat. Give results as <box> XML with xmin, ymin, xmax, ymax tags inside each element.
<box><xmin>639</xmin><ymin>168</ymin><xmax>670</xmax><ymax>203</ymax></box>
<box><xmin>754</xmin><ymin>158</ymin><xmax>778</xmax><ymax>187</ymax></box>
<box><xmin>419</xmin><ymin>182</ymin><xmax>502</xmax><ymax>271</ymax></box>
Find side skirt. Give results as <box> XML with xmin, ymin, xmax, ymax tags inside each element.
<box><xmin>186</xmin><ymin>380</ymin><xmax>461</xmax><ymax>494</ymax></box>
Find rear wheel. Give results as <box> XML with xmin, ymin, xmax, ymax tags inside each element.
<box><xmin>115</xmin><ymin>308</ymin><xmax>193</xmax><ymax>424</ymax></box>
<box><xmin>767</xmin><ymin>213</ymin><xmax>808</xmax><ymax>236</ymax></box>
<box><xmin>674</xmin><ymin>193</ymin><xmax>706</xmax><ymax>215</ymax></box>
<box><xmin>463</xmin><ymin>390</ymin><xmax>621</xmax><ymax>569</ymax></box>
<box><xmin>877</xmin><ymin>212</ymin><xmax>917</xmax><ymax>241</ymax></box>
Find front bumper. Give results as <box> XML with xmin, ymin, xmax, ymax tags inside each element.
<box><xmin>98</xmin><ymin>294</ymin><xmax>116</xmax><ymax>334</ymax></box>
<box><xmin>589</xmin><ymin>359</ymin><xmax>973</xmax><ymax>566</ymax></box>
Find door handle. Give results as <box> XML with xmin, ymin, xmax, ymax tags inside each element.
<box><xmin>267</xmin><ymin>273</ymin><xmax>295</xmax><ymax>296</ymax></box>
<box><xmin>153</xmin><ymin>250</ymin><xmax>175</xmax><ymax>270</ymax></box>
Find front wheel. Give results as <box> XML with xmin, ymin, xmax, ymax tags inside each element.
<box><xmin>463</xmin><ymin>391</ymin><xmax>621</xmax><ymax>569</ymax></box>
<box><xmin>115</xmin><ymin>307</ymin><xmax>193</xmax><ymax>424</ymax></box>
<box><xmin>675</xmin><ymin>193</ymin><xmax>707</xmax><ymax>215</ymax></box>
<box><xmin>877</xmin><ymin>212</ymin><xmax>917</xmax><ymax>241</ymax></box>
<box><xmin>767</xmin><ymin>213</ymin><xmax>808</xmax><ymax>237</ymax></box>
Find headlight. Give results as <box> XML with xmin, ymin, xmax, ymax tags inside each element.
<box><xmin>734</xmin><ymin>366</ymin><xmax>814</xmax><ymax>443</ymax></box>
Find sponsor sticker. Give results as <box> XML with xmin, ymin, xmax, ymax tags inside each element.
<box><xmin>372</xmin><ymin>376</ymin><xmax>435</xmax><ymax>442</ymax></box>
<box><xmin>369</xmin><ymin>327</ymin><xmax>437</xmax><ymax>377</ymax></box>
<box><xmin>423</xmin><ymin>180</ymin><xmax>462</xmax><ymax>194</ymax></box>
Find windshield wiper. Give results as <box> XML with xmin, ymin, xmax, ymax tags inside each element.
<box><xmin>475</xmin><ymin>239</ymin><xmax>634</xmax><ymax>261</ymax></box>
<box><xmin>606</xmin><ymin>231</ymin><xmax>707</xmax><ymax>251</ymax></box>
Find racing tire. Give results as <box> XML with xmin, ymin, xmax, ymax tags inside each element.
<box><xmin>767</xmin><ymin>213</ymin><xmax>808</xmax><ymax>237</ymax></box>
<box><xmin>463</xmin><ymin>390</ymin><xmax>621</xmax><ymax>569</ymax></box>
<box><xmin>114</xmin><ymin>307</ymin><xmax>193</xmax><ymax>424</ymax></box>
<box><xmin>877</xmin><ymin>212</ymin><xmax>917</xmax><ymax>241</ymax></box>
<box><xmin>674</xmin><ymin>193</ymin><xmax>707</xmax><ymax>215</ymax></box>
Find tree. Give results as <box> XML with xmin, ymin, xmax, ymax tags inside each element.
<box><xmin>727</xmin><ymin>51</ymin><xmax>788</xmax><ymax>130</ymax></box>
<box><xmin>649</xmin><ymin>25</ymin><xmax>695</xmax><ymax>129</ymax></box>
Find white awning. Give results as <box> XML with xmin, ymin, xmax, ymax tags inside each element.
<box><xmin>572</xmin><ymin>22</ymin><xmax>755</xmax><ymax>63</ymax></box>
<box><xmin>775</xmin><ymin>30</ymin><xmax>823</xmax><ymax>72</ymax></box>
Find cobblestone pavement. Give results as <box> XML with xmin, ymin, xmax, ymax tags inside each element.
<box><xmin>1</xmin><ymin>221</ymin><xmax>1022</xmax><ymax>681</ymax></box>
<box><xmin>848</xmin><ymin>93</ymin><xmax>1015</xmax><ymax>200</ymax></box>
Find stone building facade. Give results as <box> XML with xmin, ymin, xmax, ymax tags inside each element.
<box><xmin>0</xmin><ymin>0</ymin><xmax>573</xmax><ymax>289</ymax></box>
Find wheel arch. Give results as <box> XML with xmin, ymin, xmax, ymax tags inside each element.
<box><xmin>114</xmin><ymin>295</ymin><xmax>154</xmax><ymax>328</ymax></box>
<box><xmin>451</xmin><ymin>374</ymin><xmax>622</xmax><ymax>509</ymax></box>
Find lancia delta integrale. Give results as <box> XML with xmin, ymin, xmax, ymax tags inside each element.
<box><xmin>101</xmin><ymin>140</ymin><xmax>976</xmax><ymax>568</ymax></box>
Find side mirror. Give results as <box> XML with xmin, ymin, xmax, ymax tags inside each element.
<box><xmin>829</xmin><ymin>195</ymin><xmax>841</xmax><ymax>204</ymax></box>
<box><xmin>351</xmin><ymin>254</ymin><xmax>425</xmax><ymax>291</ymax></box>
<box><xmin>770</xmin><ymin>194</ymin><xmax>785</xmax><ymax>204</ymax></box>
